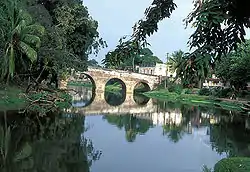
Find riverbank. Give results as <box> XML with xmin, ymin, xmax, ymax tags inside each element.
<box><xmin>143</xmin><ymin>89</ymin><xmax>246</xmax><ymax>112</ymax></box>
<box><xmin>0</xmin><ymin>85</ymin><xmax>72</xmax><ymax>111</ymax></box>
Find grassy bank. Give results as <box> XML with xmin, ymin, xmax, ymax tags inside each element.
<box><xmin>105</xmin><ymin>83</ymin><xmax>122</xmax><ymax>93</ymax></box>
<box><xmin>67</xmin><ymin>81</ymin><xmax>93</xmax><ymax>87</ymax></box>
<box><xmin>143</xmin><ymin>89</ymin><xmax>244</xmax><ymax>112</ymax></box>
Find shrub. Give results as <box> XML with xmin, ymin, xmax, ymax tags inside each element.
<box><xmin>218</xmin><ymin>88</ymin><xmax>233</xmax><ymax>98</ymax></box>
<box><xmin>198</xmin><ymin>88</ymin><xmax>211</xmax><ymax>96</ymax></box>
<box><xmin>168</xmin><ymin>83</ymin><xmax>183</xmax><ymax>95</ymax></box>
<box><xmin>184</xmin><ymin>89</ymin><xmax>192</xmax><ymax>94</ymax></box>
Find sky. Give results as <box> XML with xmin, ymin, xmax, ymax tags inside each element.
<box><xmin>84</xmin><ymin>0</ymin><xmax>250</xmax><ymax>63</ymax></box>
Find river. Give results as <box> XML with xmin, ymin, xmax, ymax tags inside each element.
<box><xmin>1</xmin><ymin>85</ymin><xmax>250</xmax><ymax>171</ymax></box>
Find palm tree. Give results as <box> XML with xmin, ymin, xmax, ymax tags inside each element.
<box><xmin>168</xmin><ymin>50</ymin><xmax>185</xmax><ymax>73</ymax></box>
<box><xmin>169</xmin><ymin>51</ymin><xmax>211</xmax><ymax>88</ymax></box>
<box><xmin>1</xmin><ymin>0</ymin><xmax>45</xmax><ymax>81</ymax></box>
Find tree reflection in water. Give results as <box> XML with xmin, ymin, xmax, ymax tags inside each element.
<box><xmin>156</xmin><ymin>99</ymin><xmax>250</xmax><ymax>157</ymax></box>
<box><xmin>162</xmin><ymin>124</ymin><xmax>185</xmax><ymax>143</ymax></box>
<box><xmin>103</xmin><ymin>98</ymin><xmax>250</xmax><ymax>159</ymax></box>
<box><xmin>103</xmin><ymin>114</ymin><xmax>154</xmax><ymax>142</ymax></box>
<box><xmin>0</xmin><ymin>111</ymin><xmax>101</xmax><ymax>172</ymax></box>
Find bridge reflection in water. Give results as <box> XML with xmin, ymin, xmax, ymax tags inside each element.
<box><xmin>66</xmin><ymin>86</ymin><xmax>221</xmax><ymax>131</ymax></box>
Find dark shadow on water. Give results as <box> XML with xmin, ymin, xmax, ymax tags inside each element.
<box><xmin>0</xmin><ymin>110</ymin><xmax>101</xmax><ymax>171</ymax></box>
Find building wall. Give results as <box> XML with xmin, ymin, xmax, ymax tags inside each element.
<box><xmin>138</xmin><ymin>63</ymin><xmax>167</xmax><ymax>76</ymax></box>
<box><xmin>166</xmin><ymin>64</ymin><xmax>177</xmax><ymax>77</ymax></box>
<box><xmin>203</xmin><ymin>74</ymin><xmax>223</xmax><ymax>87</ymax></box>
<box><xmin>138</xmin><ymin>67</ymin><xmax>155</xmax><ymax>75</ymax></box>
<box><xmin>154</xmin><ymin>63</ymin><xmax>167</xmax><ymax>76</ymax></box>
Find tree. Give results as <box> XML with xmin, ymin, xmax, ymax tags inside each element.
<box><xmin>169</xmin><ymin>51</ymin><xmax>210</xmax><ymax>88</ymax></box>
<box><xmin>186</xmin><ymin>0</ymin><xmax>250</xmax><ymax>59</ymax></box>
<box><xmin>167</xmin><ymin>50</ymin><xmax>185</xmax><ymax>73</ymax></box>
<box><xmin>105</xmin><ymin>0</ymin><xmax>250</xmax><ymax>70</ymax></box>
<box><xmin>215</xmin><ymin>40</ymin><xmax>250</xmax><ymax>90</ymax></box>
<box><xmin>87</xmin><ymin>59</ymin><xmax>99</xmax><ymax>67</ymax></box>
<box><xmin>0</xmin><ymin>0</ymin><xmax>45</xmax><ymax>81</ymax></box>
<box><xmin>103</xmin><ymin>47</ymin><xmax>162</xmax><ymax>69</ymax></box>
<box><xmin>54</xmin><ymin>3</ymin><xmax>106</xmax><ymax>71</ymax></box>
<box><xmin>0</xmin><ymin>0</ymin><xmax>106</xmax><ymax>85</ymax></box>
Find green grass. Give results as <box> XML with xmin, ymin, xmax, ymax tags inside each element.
<box><xmin>143</xmin><ymin>89</ymin><xmax>244</xmax><ymax>112</ymax></box>
<box><xmin>105</xmin><ymin>82</ymin><xmax>122</xmax><ymax>93</ymax></box>
<box><xmin>67</xmin><ymin>81</ymin><xmax>93</xmax><ymax>87</ymax></box>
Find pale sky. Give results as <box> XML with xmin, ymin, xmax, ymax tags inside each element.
<box><xmin>84</xmin><ymin>0</ymin><xmax>250</xmax><ymax>63</ymax></box>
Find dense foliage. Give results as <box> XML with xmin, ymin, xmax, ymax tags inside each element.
<box><xmin>104</xmin><ymin>0</ymin><xmax>249</xmax><ymax>73</ymax></box>
<box><xmin>0</xmin><ymin>0</ymin><xmax>105</xmax><ymax>86</ymax></box>
<box><xmin>104</xmin><ymin>47</ymin><xmax>162</xmax><ymax>70</ymax></box>
<box><xmin>168</xmin><ymin>50</ymin><xmax>210</xmax><ymax>88</ymax></box>
<box><xmin>215</xmin><ymin>40</ymin><xmax>250</xmax><ymax>90</ymax></box>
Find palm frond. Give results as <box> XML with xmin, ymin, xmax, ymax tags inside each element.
<box><xmin>22</xmin><ymin>34</ymin><xmax>41</xmax><ymax>48</ymax></box>
<box><xmin>12</xmin><ymin>20</ymin><xmax>25</xmax><ymax>35</ymax></box>
<box><xmin>23</xmin><ymin>24</ymin><xmax>45</xmax><ymax>36</ymax></box>
<box><xmin>19</xmin><ymin>41</ymin><xmax>37</xmax><ymax>63</ymax></box>
<box><xmin>18</xmin><ymin>10</ymin><xmax>32</xmax><ymax>25</ymax></box>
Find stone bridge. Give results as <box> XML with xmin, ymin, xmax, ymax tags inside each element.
<box><xmin>70</xmin><ymin>67</ymin><xmax>161</xmax><ymax>94</ymax></box>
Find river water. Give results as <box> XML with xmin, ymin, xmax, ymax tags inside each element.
<box><xmin>1</xmin><ymin>86</ymin><xmax>250</xmax><ymax>171</ymax></box>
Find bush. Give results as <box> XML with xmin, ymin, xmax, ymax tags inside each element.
<box><xmin>218</xmin><ymin>88</ymin><xmax>233</xmax><ymax>98</ymax></box>
<box><xmin>184</xmin><ymin>89</ymin><xmax>192</xmax><ymax>94</ymax></box>
<box><xmin>210</xmin><ymin>87</ymin><xmax>233</xmax><ymax>98</ymax></box>
<box><xmin>168</xmin><ymin>83</ymin><xmax>183</xmax><ymax>95</ymax></box>
<box><xmin>198</xmin><ymin>88</ymin><xmax>211</xmax><ymax>96</ymax></box>
<box><xmin>214</xmin><ymin>157</ymin><xmax>250</xmax><ymax>172</ymax></box>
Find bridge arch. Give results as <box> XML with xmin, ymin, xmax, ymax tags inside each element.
<box><xmin>79</xmin><ymin>73</ymin><xmax>96</xmax><ymax>89</ymax></box>
<box><xmin>68</xmin><ymin>72</ymin><xmax>97</xmax><ymax>108</ymax></box>
<box><xmin>133</xmin><ymin>93</ymin><xmax>150</xmax><ymax>106</ymax></box>
<box><xmin>133</xmin><ymin>80</ymin><xmax>151</xmax><ymax>93</ymax></box>
<box><xmin>104</xmin><ymin>78</ymin><xmax>126</xmax><ymax>106</ymax></box>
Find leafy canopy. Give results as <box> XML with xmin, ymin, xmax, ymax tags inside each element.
<box><xmin>104</xmin><ymin>0</ymin><xmax>250</xmax><ymax>67</ymax></box>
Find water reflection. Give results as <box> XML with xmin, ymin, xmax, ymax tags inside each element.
<box><xmin>5</xmin><ymin>85</ymin><xmax>250</xmax><ymax>171</ymax></box>
<box><xmin>69</xmin><ymin>85</ymin><xmax>95</xmax><ymax>107</ymax></box>
<box><xmin>99</xmin><ymin>101</ymin><xmax>250</xmax><ymax>158</ymax></box>
<box><xmin>0</xmin><ymin>111</ymin><xmax>101</xmax><ymax>171</ymax></box>
<box><xmin>103</xmin><ymin>115</ymin><xmax>154</xmax><ymax>142</ymax></box>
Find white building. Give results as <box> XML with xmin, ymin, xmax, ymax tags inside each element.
<box><xmin>138</xmin><ymin>63</ymin><xmax>167</xmax><ymax>76</ymax></box>
<box><xmin>166</xmin><ymin>64</ymin><xmax>177</xmax><ymax>77</ymax></box>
